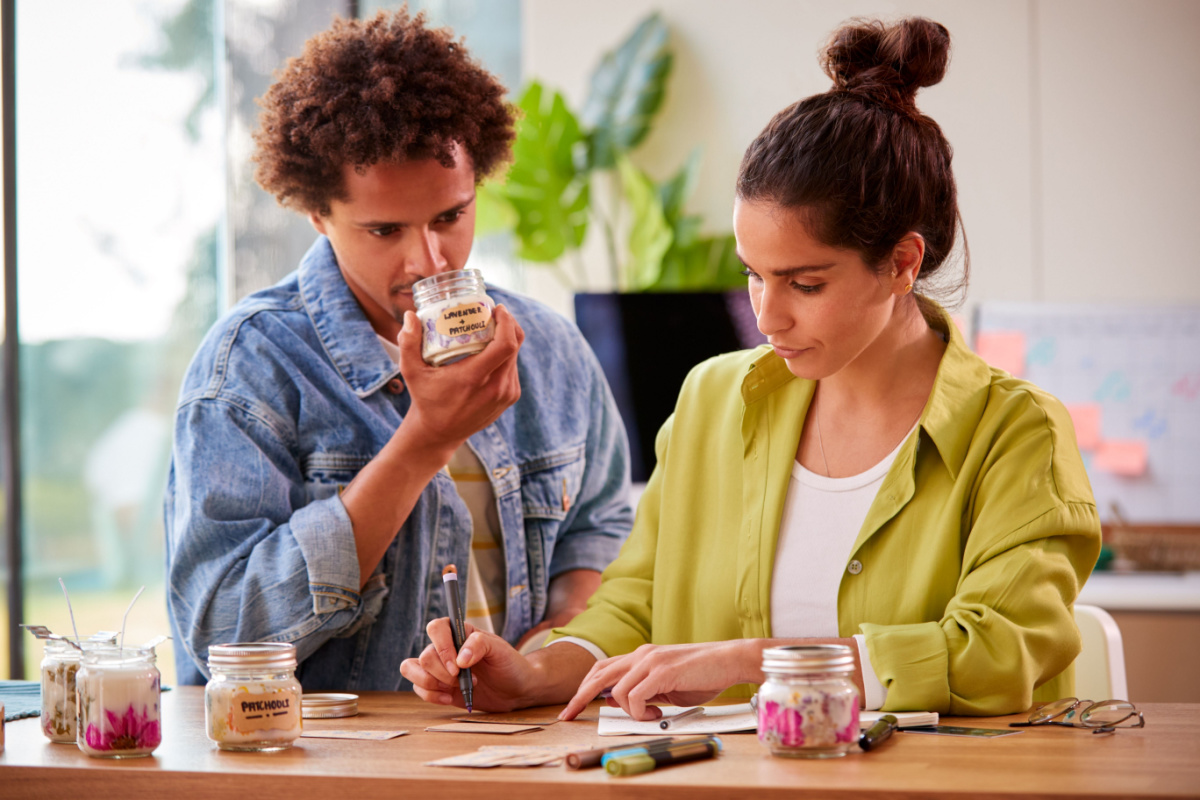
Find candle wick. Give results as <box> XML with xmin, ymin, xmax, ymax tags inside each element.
<box><xmin>120</xmin><ymin>585</ymin><xmax>146</xmax><ymax>652</ymax></box>
<box><xmin>58</xmin><ymin>578</ymin><xmax>81</xmax><ymax>644</ymax></box>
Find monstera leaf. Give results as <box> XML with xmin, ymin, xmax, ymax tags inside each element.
<box><xmin>501</xmin><ymin>82</ymin><xmax>590</xmax><ymax>262</ymax></box>
<box><xmin>582</xmin><ymin>13</ymin><xmax>673</xmax><ymax>169</ymax></box>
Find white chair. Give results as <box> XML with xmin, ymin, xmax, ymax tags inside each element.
<box><xmin>1073</xmin><ymin>604</ymin><xmax>1129</xmax><ymax>701</ymax></box>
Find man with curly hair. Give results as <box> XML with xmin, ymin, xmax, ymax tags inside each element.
<box><xmin>164</xmin><ymin>10</ymin><xmax>633</xmax><ymax>690</ymax></box>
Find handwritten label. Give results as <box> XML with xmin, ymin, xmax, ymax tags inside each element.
<box><xmin>230</xmin><ymin>689</ymin><xmax>300</xmax><ymax>733</ymax></box>
<box><xmin>435</xmin><ymin>302</ymin><xmax>493</xmax><ymax>338</ymax></box>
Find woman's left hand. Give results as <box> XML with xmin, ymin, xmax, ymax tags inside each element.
<box><xmin>559</xmin><ymin>640</ymin><xmax>761</xmax><ymax>721</ymax></box>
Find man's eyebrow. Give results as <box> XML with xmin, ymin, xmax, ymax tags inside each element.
<box><xmin>736</xmin><ymin>255</ymin><xmax>836</xmax><ymax>277</ymax></box>
<box><xmin>355</xmin><ymin>196</ymin><xmax>476</xmax><ymax>227</ymax></box>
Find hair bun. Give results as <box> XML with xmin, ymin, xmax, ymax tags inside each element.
<box><xmin>822</xmin><ymin>17</ymin><xmax>950</xmax><ymax>110</ymax></box>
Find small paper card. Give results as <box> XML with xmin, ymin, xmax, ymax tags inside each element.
<box><xmin>425</xmin><ymin>722</ymin><xmax>543</xmax><ymax>735</ymax></box>
<box><xmin>451</xmin><ymin>707</ymin><xmax>562</xmax><ymax>726</ymax></box>
<box><xmin>901</xmin><ymin>725</ymin><xmax>1022</xmax><ymax>738</ymax></box>
<box><xmin>426</xmin><ymin>745</ymin><xmax>573</xmax><ymax>768</ymax></box>
<box><xmin>300</xmin><ymin>729</ymin><xmax>409</xmax><ymax>740</ymax></box>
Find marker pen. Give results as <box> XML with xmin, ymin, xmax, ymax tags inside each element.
<box><xmin>605</xmin><ymin>738</ymin><xmax>720</xmax><ymax>776</ymax></box>
<box><xmin>440</xmin><ymin>565</ymin><xmax>473</xmax><ymax>713</ymax></box>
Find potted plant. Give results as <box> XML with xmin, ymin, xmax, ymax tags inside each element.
<box><xmin>479</xmin><ymin>14</ymin><xmax>764</xmax><ymax>480</ymax></box>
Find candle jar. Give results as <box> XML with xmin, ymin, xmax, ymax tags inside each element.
<box><xmin>205</xmin><ymin>642</ymin><xmax>302</xmax><ymax>751</ymax></box>
<box><xmin>756</xmin><ymin>644</ymin><xmax>860</xmax><ymax>759</ymax></box>
<box><xmin>76</xmin><ymin>646</ymin><xmax>162</xmax><ymax>758</ymax></box>
<box><xmin>412</xmin><ymin>269</ymin><xmax>495</xmax><ymax>366</ymax></box>
<box><xmin>40</xmin><ymin>639</ymin><xmax>84</xmax><ymax>743</ymax></box>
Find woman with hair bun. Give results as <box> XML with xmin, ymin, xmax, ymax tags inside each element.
<box><xmin>402</xmin><ymin>17</ymin><xmax>1101</xmax><ymax>718</ymax></box>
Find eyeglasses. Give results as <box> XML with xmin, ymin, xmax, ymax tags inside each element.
<box><xmin>1008</xmin><ymin>698</ymin><xmax>1145</xmax><ymax>734</ymax></box>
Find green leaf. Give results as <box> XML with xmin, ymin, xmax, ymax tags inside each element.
<box><xmin>473</xmin><ymin>180</ymin><xmax>518</xmax><ymax>238</ymax></box>
<box><xmin>651</xmin><ymin>234</ymin><xmax>746</xmax><ymax>291</ymax></box>
<box><xmin>582</xmin><ymin>13</ymin><xmax>673</xmax><ymax>168</ymax></box>
<box><xmin>658</xmin><ymin>148</ymin><xmax>701</xmax><ymax>225</ymax></box>
<box><xmin>617</xmin><ymin>156</ymin><xmax>673</xmax><ymax>291</ymax></box>
<box><xmin>501</xmin><ymin>82</ymin><xmax>590</xmax><ymax>262</ymax></box>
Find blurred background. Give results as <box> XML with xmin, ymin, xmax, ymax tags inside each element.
<box><xmin>1</xmin><ymin>0</ymin><xmax>1197</xmax><ymax>699</ymax></box>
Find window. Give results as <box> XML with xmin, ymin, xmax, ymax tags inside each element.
<box><xmin>2</xmin><ymin>0</ymin><xmax>522</xmax><ymax>681</ymax></box>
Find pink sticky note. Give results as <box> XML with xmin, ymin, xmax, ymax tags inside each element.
<box><xmin>1066</xmin><ymin>404</ymin><xmax>1102</xmax><ymax>450</ymax></box>
<box><xmin>975</xmin><ymin>331</ymin><xmax>1026</xmax><ymax>377</ymax></box>
<box><xmin>1093</xmin><ymin>440</ymin><xmax>1148</xmax><ymax>477</ymax></box>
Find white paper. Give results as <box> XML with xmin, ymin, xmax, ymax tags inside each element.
<box><xmin>597</xmin><ymin>704</ymin><xmax>938</xmax><ymax>735</ymax></box>
<box><xmin>598</xmin><ymin>703</ymin><xmax>757</xmax><ymax>736</ymax></box>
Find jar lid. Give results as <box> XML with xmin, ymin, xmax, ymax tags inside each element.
<box><xmin>301</xmin><ymin>693</ymin><xmax>359</xmax><ymax>719</ymax></box>
<box><xmin>761</xmin><ymin>644</ymin><xmax>855</xmax><ymax>674</ymax></box>
<box><xmin>412</xmin><ymin>268</ymin><xmax>486</xmax><ymax>305</ymax></box>
<box><xmin>207</xmin><ymin>642</ymin><xmax>297</xmax><ymax>670</ymax></box>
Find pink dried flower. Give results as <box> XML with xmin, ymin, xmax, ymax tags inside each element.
<box><xmin>85</xmin><ymin>703</ymin><xmax>161</xmax><ymax>752</ymax></box>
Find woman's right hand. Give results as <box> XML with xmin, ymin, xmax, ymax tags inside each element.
<box><xmin>400</xmin><ymin>617</ymin><xmax>540</xmax><ymax>712</ymax></box>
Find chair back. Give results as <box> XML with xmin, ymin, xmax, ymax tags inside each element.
<box><xmin>1073</xmin><ymin>604</ymin><xmax>1129</xmax><ymax>700</ymax></box>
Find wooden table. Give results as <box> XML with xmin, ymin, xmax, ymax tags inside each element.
<box><xmin>2</xmin><ymin>689</ymin><xmax>1198</xmax><ymax>799</ymax></box>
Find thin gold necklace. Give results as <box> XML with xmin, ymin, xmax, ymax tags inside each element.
<box><xmin>812</xmin><ymin>393</ymin><xmax>924</xmax><ymax>478</ymax></box>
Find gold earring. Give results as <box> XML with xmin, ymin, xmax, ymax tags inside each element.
<box><xmin>904</xmin><ymin>283</ymin><xmax>913</xmax><ymax>294</ymax></box>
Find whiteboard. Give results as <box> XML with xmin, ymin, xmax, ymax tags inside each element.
<box><xmin>973</xmin><ymin>303</ymin><xmax>1200</xmax><ymax>523</ymax></box>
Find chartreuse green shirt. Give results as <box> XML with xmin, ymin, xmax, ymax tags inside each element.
<box><xmin>550</xmin><ymin>307</ymin><xmax>1101</xmax><ymax>715</ymax></box>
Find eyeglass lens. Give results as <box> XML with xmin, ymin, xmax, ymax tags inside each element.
<box><xmin>1029</xmin><ymin>697</ymin><xmax>1080</xmax><ymax>723</ymax></box>
<box><xmin>1079</xmin><ymin>701</ymin><xmax>1139</xmax><ymax>727</ymax></box>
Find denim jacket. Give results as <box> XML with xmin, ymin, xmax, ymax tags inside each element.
<box><xmin>165</xmin><ymin>237</ymin><xmax>633</xmax><ymax>689</ymax></box>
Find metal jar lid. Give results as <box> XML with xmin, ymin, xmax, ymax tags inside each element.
<box><xmin>761</xmin><ymin>644</ymin><xmax>855</xmax><ymax>675</ymax></box>
<box><xmin>207</xmin><ymin>642</ymin><xmax>298</xmax><ymax>671</ymax></box>
<box><xmin>301</xmin><ymin>693</ymin><xmax>359</xmax><ymax>719</ymax></box>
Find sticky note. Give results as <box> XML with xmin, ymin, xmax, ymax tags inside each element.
<box><xmin>1066</xmin><ymin>404</ymin><xmax>1102</xmax><ymax>450</ymax></box>
<box><xmin>1093</xmin><ymin>440</ymin><xmax>1148</xmax><ymax>477</ymax></box>
<box><xmin>950</xmin><ymin>315</ymin><xmax>968</xmax><ymax>340</ymax></box>
<box><xmin>975</xmin><ymin>331</ymin><xmax>1026</xmax><ymax>377</ymax></box>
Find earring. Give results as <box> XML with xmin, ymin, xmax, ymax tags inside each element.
<box><xmin>904</xmin><ymin>283</ymin><xmax>913</xmax><ymax>294</ymax></box>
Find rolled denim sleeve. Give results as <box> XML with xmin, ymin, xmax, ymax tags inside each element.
<box><xmin>165</xmin><ymin>394</ymin><xmax>379</xmax><ymax>679</ymax></box>
<box><xmin>545</xmin><ymin>336</ymin><xmax>634</xmax><ymax>578</ymax></box>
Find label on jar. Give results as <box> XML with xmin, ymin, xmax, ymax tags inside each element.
<box><xmin>230</xmin><ymin>689</ymin><xmax>299</xmax><ymax>732</ymax></box>
<box><xmin>434</xmin><ymin>302</ymin><xmax>492</xmax><ymax>338</ymax></box>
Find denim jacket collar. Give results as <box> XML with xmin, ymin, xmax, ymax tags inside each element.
<box><xmin>298</xmin><ymin>236</ymin><xmax>400</xmax><ymax>398</ymax></box>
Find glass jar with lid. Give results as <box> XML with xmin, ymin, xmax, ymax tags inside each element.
<box><xmin>205</xmin><ymin>642</ymin><xmax>302</xmax><ymax>751</ymax></box>
<box><xmin>412</xmin><ymin>269</ymin><xmax>496</xmax><ymax>366</ymax></box>
<box><xmin>76</xmin><ymin>645</ymin><xmax>162</xmax><ymax>758</ymax></box>
<box><xmin>756</xmin><ymin>644</ymin><xmax>860</xmax><ymax>758</ymax></box>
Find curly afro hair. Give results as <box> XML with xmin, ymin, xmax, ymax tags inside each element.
<box><xmin>252</xmin><ymin>8</ymin><xmax>515</xmax><ymax>216</ymax></box>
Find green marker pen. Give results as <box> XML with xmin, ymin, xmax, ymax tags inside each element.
<box><xmin>605</xmin><ymin>738</ymin><xmax>719</xmax><ymax>776</ymax></box>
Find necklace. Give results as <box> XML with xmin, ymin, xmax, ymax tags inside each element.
<box><xmin>812</xmin><ymin>393</ymin><xmax>924</xmax><ymax>478</ymax></box>
<box><xmin>814</xmin><ymin>399</ymin><xmax>832</xmax><ymax>477</ymax></box>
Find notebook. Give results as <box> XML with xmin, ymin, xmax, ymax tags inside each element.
<box><xmin>598</xmin><ymin>703</ymin><xmax>938</xmax><ymax>736</ymax></box>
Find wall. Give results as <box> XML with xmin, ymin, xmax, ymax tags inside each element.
<box><xmin>519</xmin><ymin>0</ymin><xmax>1200</xmax><ymax>317</ymax></box>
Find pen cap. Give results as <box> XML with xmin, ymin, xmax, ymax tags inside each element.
<box><xmin>606</xmin><ymin>753</ymin><xmax>656</xmax><ymax>776</ymax></box>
